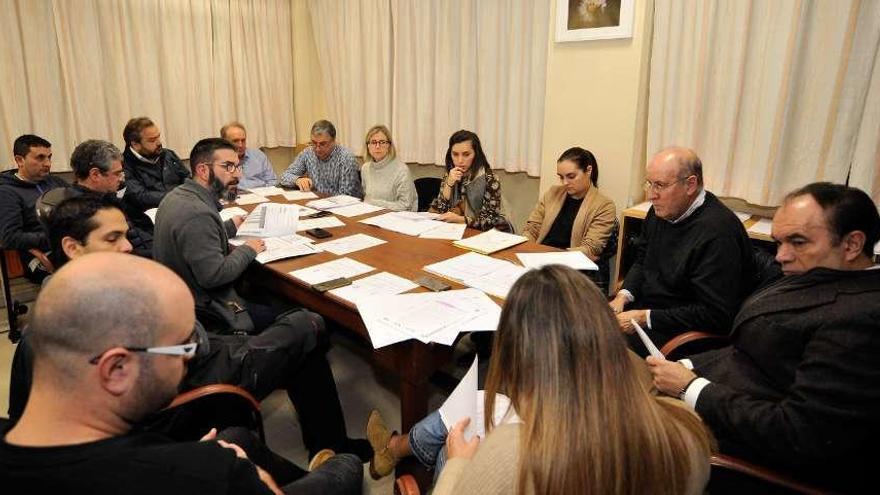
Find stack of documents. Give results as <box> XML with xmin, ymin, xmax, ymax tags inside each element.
<box><xmin>317</xmin><ymin>233</ymin><xmax>386</xmax><ymax>255</ymax></box>
<box><xmin>453</xmin><ymin>229</ymin><xmax>527</xmax><ymax>254</ymax></box>
<box><xmin>360</xmin><ymin>211</ymin><xmax>447</xmax><ymax>236</ymax></box>
<box><xmin>516</xmin><ymin>251</ymin><xmax>598</xmax><ymax>271</ymax></box>
<box><xmin>358</xmin><ymin>288</ymin><xmax>501</xmax><ymax>348</ymax></box>
<box><xmin>229</xmin><ymin>234</ymin><xmax>321</xmax><ymax>264</ymax></box>
<box><xmin>306</xmin><ymin>195</ymin><xmax>362</xmax><ymax>210</ymax></box>
<box><xmin>288</xmin><ymin>257</ymin><xmax>375</xmax><ymax>285</ymax></box>
<box><xmin>283</xmin><ymin>190</ymin><xmax>318</xmax><ymax>201</ymax></box>
<box><xmin>236</xmin><ymin>203</ymin><xmax>300</xmax><ymax>237</ymax></box>
<box><xmin>424</xmin><ymin>252</ymin><xmax>528</xmax><ymax>299</ymax></box>
<box><xmin>246</xmin><ymin>186</ymin><xmax>286</xmax><ymax>197</ymax></box>
<box><xmin>328</xmin><ymin>272</ymin><xmax>418</xmax><ymax>306</ymax></box>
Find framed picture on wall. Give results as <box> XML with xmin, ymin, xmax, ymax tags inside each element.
<box><xmin>555</xmin><ymin>0</ymin><xmax>635</xmax><ymax>42</ymax></box>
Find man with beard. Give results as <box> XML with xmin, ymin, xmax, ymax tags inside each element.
<box><xmin>153</xmin><ymin>138</ymin><xmax>373</xmax><ymax>461</ymax></box>
<box><xmin>121</xmin><ymin>117</ymin><xmax>190</xmax><ymax>213</ymax></box>
<box><xmin>0</xmin><ymin>253</ymin><xmax>365</xmax><ymax>494</ymax></box>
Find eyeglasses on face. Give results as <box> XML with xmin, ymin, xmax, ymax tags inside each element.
<box><xmin>310</xmin><ymin>140</ymin><xmax>333</xmax><ymax>149</ymax></box>
<box><xmin>367</xmin><ymin>140</ymin><xmax>390</xmax><ymax>147</ymax></box>
<box><xmin>213</xmin><ymin>160</ymin><xmax>244</xmax><ymax>173</ymax></box>
<box><xmin>88</xmin><ymin>327</ymin><xmax>200</xmax><ymax>364</ymax></box>
<box><xmin>643</xmin><ymin>176</ymin><xmax>692</xmax><ymax>192</ymax></box>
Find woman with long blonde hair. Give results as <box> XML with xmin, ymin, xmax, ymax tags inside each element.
<box><xmin>369</xmin><ymin>265</ymin><xmax>713</xmax><ymax>494</ymax></box>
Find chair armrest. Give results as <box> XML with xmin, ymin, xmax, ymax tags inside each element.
<box><xmin>710</xmin><ymin>454</ymin><xmax>828</xmax><ymax>495</ymax></box>
<box><xmin>27</xmin><ymin>249</ymin><xmax>54</xmax><ymax>274</ymax></box>
<box><xmin>660</xmin><ymin>331</ymin><xmax>728</xmax><ymax>357</ymax></box>
<box><xmin>166</xmin><ymin>383</ymin><xmax>261</xmax><ymax>412</ymax></box>
<box><xmin>395</xmin><ymin>474</ymin><xmax>421</xmax><ymax>495</ymax></box>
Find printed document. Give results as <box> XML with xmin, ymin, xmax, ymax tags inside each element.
<box><xmin>230</xmin><ymin>234</ymin><xmax>321</xmax><ymax>264</ymax></box>
<box><xmin>235</xmin><ymin>193</ymin><xmax>270</xmax><ymax>205</ymax></box>
<box><xmin>246</xmin><ymin>186</ymin><xmax>286</xmax><ymax>197</ymax></box>
<box><xmin>328</xmin><ymin>272</ymin><xmax>418</xmax><ymax>306</ymax></box>
<box><xmin>236</xmin><ymin>203</ymin><xmax>299</xmax><ymax>238</ymax></box>
<box><xmin>306</xmin><ymin>195</ymin><xmax>362</xmax><ymax>210</ymax></box>
<box><xmin>317</xmin><ymin>233</ymin><xmax>387</xmax><ymax>255</ymax></box>
<box><xmin>419</xmin><ymin>223</ymin><xmax>467</xmax><ymax>240</ymax></box>
<box><xmin>360</xmin><ymin>212</ymin><xmax>447</xmax><ymax>236</ymax></box>
<box><xmin>283</xmin><ymin>190</ymin><xmax>318</xmax><ymax>201</ymax></box>
<box><xmin>516</xmin><ymin>251</ymin><xmax>598</xmax><ymax>271</ymax></box>
<box><xmin>331</xmin><ymin>202</ymin><xmax>385</xmax><ymax>218</ymax></box>
<box><xmin>288</xmin><ymin>257</ymin><xmax>375</xmax><ymax>285</ymax></box>
<box><xmin>453</xmin><ymin>229</ymin><xmax>527</xmax><ymax>255</ymax></box>
<box><xmin>219</xmin><ymin>207</ymin><xmax>249</xmax><ymax>222</ymax></box>
<box><xmin>438</xmin><ymin>357</ymin><xmax>519</xmax><ymax>441</ymax></box>
<box><xmin>463</xmin><ymin>263</ymin><xmax>528</xmax><ymax>299</ymax></box>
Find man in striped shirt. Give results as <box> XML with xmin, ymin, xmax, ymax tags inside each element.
<box><xmin>279</xmin><ymin>120</ymin><xmax>363</xmax><ymax>198</ymax></box>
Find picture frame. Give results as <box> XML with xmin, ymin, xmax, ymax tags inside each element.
<box><xmin>555</xmin><ymin>0</ymin><xmax>635</xmax><ymax>42</ymax></box>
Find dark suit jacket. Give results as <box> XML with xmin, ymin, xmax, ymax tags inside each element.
<box><xmin>692</xmin><ymin>267</ymin><xmax>880</xmax><ymax>492</ymax></box>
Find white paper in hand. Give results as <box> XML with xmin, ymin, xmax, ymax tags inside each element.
<box><xmin>631</xmin><ymin>319</ymin><xmax>664</xmax><ymax>359</ymax></box>
<box><xmin>439</xmin><ymin>355</ymin><xmax>480</xmax><ymax>441</ymax></box>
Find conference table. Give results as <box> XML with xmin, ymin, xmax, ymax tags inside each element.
<box><xmin>231</xmin><ymin>193</ymin><xmax>555</xmax><ymax>470</ymax></box>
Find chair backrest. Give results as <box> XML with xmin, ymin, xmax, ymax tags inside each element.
<box><xmin>142</xmin><ymin>384</ymin><xmax>265</xmax><ymax>442</ymax></box>
<box><xmin>2</xmin><ymin>250</ymin><xmax>28</xmax><ymax>342</ymax></box>
<box><xmin>35</xmin><ymin>187</ymin><xmax>77</xmax><ymax>229</ymax></box>
<box><xmin>414</xmin><ymin>177</ymin><xmax>441</xmax><ymax>212</ymax></box>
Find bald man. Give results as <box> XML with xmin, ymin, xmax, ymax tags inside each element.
<box><xmin>0</xmin><ymin>253</ymin><xmax>363</xmax><ymax>494</ymax></box>
<box><xmin>610</xmin><ymin>147</ymin><xmax>757</xmax><ymax>351</ymax></box>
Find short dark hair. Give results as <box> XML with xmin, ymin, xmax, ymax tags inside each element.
<box><xmin>311</xmin><ymin>120</ymin><xmax>337</xmax><ymax>139</ymax></box>
<box><xmin>47</xmin><ymin>194</ymin><xmax>124</xmax><ymax>268</ymax></box>
<box><xmin>13</xmin><ymin>134</ymin><xmax>51</xmax><ymax>158</ymax></box>
<box><xmin>122</xmin><ymin>117</ymin><xmax>156</xmax><ymax>147</ymax></box>
<box><xmin>189</xmin><ymin>137</ymin><xmax>236</xmax><ymax>175</ymax></box>
<box><xmin>445</xmin><ymin>130</ymin><xmax>491</xmax><ymax>179</ymax></box>
<box><xmin>786</xmin><ymin>182</ymin><xmax>880</xmax><ymax>257</ymax></box>
<box><xmin>557</xmin><ymin>147</ymin><xmax>599</xmax><ymax>186</ymax></box>
<box><xmin>70</xmin><ymin>140</ymin><xmax>123</xmax><ymax>180</ymax></box>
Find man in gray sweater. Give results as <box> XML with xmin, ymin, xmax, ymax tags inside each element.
<box><xmin>153</xmin><ymin>137</ymin><xmax>372</xmax><ymax>462</ymax></box>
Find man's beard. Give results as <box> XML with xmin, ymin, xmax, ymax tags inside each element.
<box><xmin>209</xmin><ymin>169</ymin><xmax>238</xmax><ymax>202</ymax></box>
<box><xmin>142</xmin><ymin>146</ymin><xmax>163</xmax><ymax>160</ymax></box>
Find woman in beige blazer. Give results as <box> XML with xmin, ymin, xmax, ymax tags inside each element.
<box><xmin>523</xmin><ymin>147</ymin><xmax>617</xmax><ymax>288</ymax></box>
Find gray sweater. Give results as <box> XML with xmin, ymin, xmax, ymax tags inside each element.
<box><xmin>360</xmin><ymin>156</ymin><xmax>417</xmax><ymax>212</ymax></box>
<box><xmin>153</xmin><ymin>179</ymin><xmax>256</xmax><ymax>308</ymax></box>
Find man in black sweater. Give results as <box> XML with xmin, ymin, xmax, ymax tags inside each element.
<box><xmin>0</xmin><ymin>134</ymin><xmax>68</xmax><ymax>282</ymax></box>
<box><xmin>121</xmin><ymin>117</ymin><xmax>190</xmax><ymax>213</ymax></box>
<box><xmin>609</xmin><ymin>147</ymin><xmax>754</xmax><ymax>350</ymax></box>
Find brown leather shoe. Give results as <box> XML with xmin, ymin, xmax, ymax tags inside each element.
<box><xmin>367</xmin><ymin>409</ymin><xmax>398</xmax><ymax>480</ymax></box>
<box><xmin>308</xmin><ymin>448</ymin><xmax>335</xmax><ymax>472</ymax></box>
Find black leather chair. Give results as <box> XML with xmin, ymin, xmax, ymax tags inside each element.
<box><xmin>414</xmin><ymin>177</ymin><xmax>441</xmax><ymax>212</ymax></box>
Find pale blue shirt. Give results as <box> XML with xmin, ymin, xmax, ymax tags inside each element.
<box><xmin>238</xmin><ymin>148</ymin><xmax>278</xmax><ymax>190</ymax></box>
<box><xmin>279</xmin><ymin>145</ymin><xmax>363</xmax><ymax>198</ymax></box>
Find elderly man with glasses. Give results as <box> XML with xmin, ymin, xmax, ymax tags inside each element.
<box><xmin>0</xmin><ymin>253</ymin><xmax>364</xmax><ymax>494</ymax></box>
<box><xmin>609</xmin><ymin>146</ymin><xmax>756</xmax><ymax>354</ymax></box>
<box><xmin>279</xmin><ymin>120</ymin><xmax>363</xmax><ymax>198</ymax></box>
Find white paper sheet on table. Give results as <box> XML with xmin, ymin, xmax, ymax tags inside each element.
<box><xmin>288</xmin><ymin>257</ymin><xmax>375</xmax><ymax>285</ymax></box>
<box><xmin>230</xmin><ymin>234</ymin><xmax>321</xmax><ymax>263</ymax></box>
<box><xmin>330</xmin><ymin>202</ymin><xmax>385</xmax><ymax>218</ymax></box>
<box><xmin>144</xmin><ymin>208</ymin><xmax>158</xmax><ymax>224</ymax></box>
<box><xmin>453</xmin><ymin>229</ymin><xmax>528</xmax><ymax>255</ymax></box>
<box><xmin>463</xmin><ymin>263</ymin><xmax>529</xmax><ymax>299</ymax></box>
<box><xmin>236</xmin><ymin>203</ymin><xmax>299</xmax><ymax>237</ymax></box>
<box><xmin>296</xmin><ymin>205</ymin><xmax>320</xmax><ymax>217</ymax></box>
<box><xmin>515</xmin><ymin>251</ymin><xmax>598</xmax><ymax>271</ymax></box>
<box><xmin>316</xmin><ymin>233</ymin><xmax>387</xmax><ymax>255</ymax></box>
<box><xmin>328</xmin><ymin>272</ymin><xmax>418</xmax><ymax>306</ymax></box>
<box><xmin>361</xmin><ymin>212</ymin><xmax>447</xmax><ymax>236</ymax></box>
<box><xmin>219</xmin><ymin>207</ymin><xmax>249</xmax><ymax>222</ymax></box>
<box><xmin>246</xmin><ymin>186</ymin><xmax>286</xmax><ymax>197</ymax></box>
<box><xmin>306</xmin><ymin>195</ymin><xmax>362</xmax><ymax>210</ymax></box>
<box><xmin>734</xmin><ymin>211</ymin><xmax>752</xmax><ymax>222</ymax></box>
<box><xmin>424</xmin><ymin>252</ymin><xmax>515</xmax><ymax>283</ymax></box>
<box><xmin>283</xmin><ymin>190</ymin><xmax>318</xmax><ymax>201</ymax></box>
<box><xmin>296</xmin><ymin>216</ymin><xmax>346</xmax><ymax>231</ymax></box>
<box><xmin>419</xmin><ymin>223</ymin><xmax>466</xmax><ymax>240</ymax></box>
<box><xmin>357</xmin><ymin>288</ymin><xmax>500</xmax><ymax>348</ymax></box>
<box><xmin>748</xmin><ymin>218</ymin><xmax>773</xmax><ymax>236</ymax></box>
<box><xmin>234</xmin><ymin>193</ymin><xmax>270</xmax><ymax>205</ymax></box>
<box><xmin>395</xmin><ymin>211</ymin><xmax>441</xmax><ymax>220</ymax></box>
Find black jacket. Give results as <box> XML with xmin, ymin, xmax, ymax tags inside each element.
<box><xmin>0</xmin><ymin>169</ymin><xmax>68</xmax><ymax>252</ymax></box>
<box><xmin>121</xmin><ymin>147</ymin><xmax>190</xmax><ymax>212</ymax></box>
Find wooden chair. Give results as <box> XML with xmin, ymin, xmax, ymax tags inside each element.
<box><xmin>2</xmin><ymin>248</ymin><xmax>53</xmax><ymax>343</ymax></box>
<box><xmin>145</xmin><ymin>383</ymin><xmax>266</xmax><ymax>442</ymax></box>
<box><xmin>394</xmin><ymin>474</ymin><xmax>421</xmax><ymax>495</ymax></box>
<box><xmin>708</xmin><ymin>454</ymin><xmax>831</xmax><ymax>494</ymax></box>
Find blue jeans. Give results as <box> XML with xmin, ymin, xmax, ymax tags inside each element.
<box><xmin>408</xmin><ymin>411</ymin><xmax>449</xmax><ymax>480</ymax></box>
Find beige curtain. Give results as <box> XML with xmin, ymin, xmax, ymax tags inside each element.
<box><xmin>648</xmin><ymin>0</ymin><xmax>880</xmax><ymax>205</ymax></box>
<box><xmin>1</xmin><ymin>0</ymin><xmax>298</xmax><ymax>171</ymax></box>
<box><xmin>307</xmin><ymin>0</ymin><xmax>393</xmax><ymax>151</ymax></box>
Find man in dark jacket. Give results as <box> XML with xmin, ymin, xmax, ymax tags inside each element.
<box><xmin>66</xmin><ymin>139</ymin><xmax>155</xmax><ymax>258</ymax></box>
<box><xmin>0</xmin><ymin>134</ymin><xmax>68</xmax><ymax>282</ymax></box>
<box><xmin>648</xmin><ymin>182</ymin><xmax>880</xmax><ymax>493</ymax></box>
<box><xmin>121</xmin><ymin>117</ymin><xmax>190</xmax><ymax>213</ymax></box>
<box><xmin>609</xmin><ymin>147</ymin><xmax>755</xmax><ymax>349</ymax></box>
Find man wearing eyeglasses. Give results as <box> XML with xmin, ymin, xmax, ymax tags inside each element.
<box><xmin>0</xmin><ymin>253</ymin><xmax>365</xmax><ymax>494</ymax></box>
<box><xmin>609</xmin><ymin>147</ymin><xmax>755</xmax><ymax>352</ymax></box>
<box><xmin>153</xmin><ymin>138</ymin><xmax>373</xmax><ymax>462</ymax></box>
<box><xmin>279</xmin><ymin>120</ymin><xmax>363</xmax><ymax>198</ymax></box>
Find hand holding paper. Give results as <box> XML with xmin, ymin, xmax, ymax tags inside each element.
<box><xmin>631</xmin><ymin>319</ymin><xmax>664</xmax><ymax>359</ymax></box>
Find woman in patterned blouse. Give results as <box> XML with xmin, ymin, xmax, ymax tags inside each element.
<box><xmin>429</xmin><ymin>130</ymin><xmax>507</xmax><ymax>231</ymax></box>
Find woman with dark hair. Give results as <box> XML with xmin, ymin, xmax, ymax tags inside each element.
<box><xmin>429</xmin><ymin>130</ymin><xmax>506</xmax><ymax>231</ymax></box>
<box><xmin>523</xmin><ymin>146</ymin><xmax>617</xmax><ymax>289</ymax></box>
<box><xmin>368</xmin><ymin>266</ymin><xmax>713</xmax><ymax>494</ymax></box>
